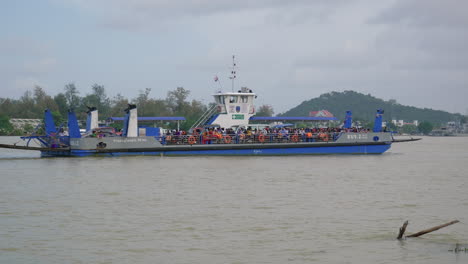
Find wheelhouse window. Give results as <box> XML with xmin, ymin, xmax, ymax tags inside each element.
<box><xmin>229</xmin><ymin>96</ymin><xmax>238</xmax><ymax>103</ymax></box>
<box><xmin>217</xmin><ymin>96</ymin><xmax>225</xmax><ymax>104</ymax></box>
<box><xmin>240</xmin><ymin>96</ymin><xmax>248</xmax><ymax>103</ymax></box>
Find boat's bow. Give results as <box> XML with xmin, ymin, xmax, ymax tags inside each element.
<box><xmin>0</xmin><ymin>143</ymin><xmax>70</xmax><ymax>152</ymax></box>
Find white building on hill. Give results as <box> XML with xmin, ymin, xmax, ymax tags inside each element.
<box><xmin>391</xmin><ymin>119</ymin><xmax>418</xmax><ymax>127</ymax></box>
<box><xmin>10</xmin><ymin>119</ymin><xmax>42</xmax><ymax>129</ymax></box>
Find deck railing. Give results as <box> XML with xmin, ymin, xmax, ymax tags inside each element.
<box><xmin>160</xmin><ymin>132</ymin><xmax>341</xmax><ymax>145</ymax></box>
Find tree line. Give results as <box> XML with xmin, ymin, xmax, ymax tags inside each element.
<box><xmin>0</xmin><ymin>84</ymin><xmax>212</xmax><ymax>134</ymax></box>
<box><xmin>0</xmin><ymin>83</ymin><xmax>276</xmax><ymax>135</ymax></box>
<box><xmin>281</xmin><ymin>90</ymin><xmax>466</xmax><ymax>126</ymax></box>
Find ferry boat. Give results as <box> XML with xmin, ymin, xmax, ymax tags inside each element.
<box><xmin>0</xmin><ymin>60</ymin><xmax>419</xmax><ymax>157</ymax></box>
<box><xmin>0</xmin><ymin>89</ymin><xmax>419</xmax><ymax>157</ymax></box>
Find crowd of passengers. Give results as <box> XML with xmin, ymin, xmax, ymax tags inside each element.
<box><xmin>163</xmin><ymin>126</ymin><xmax>372</xmax><ymax>144</ymax></box>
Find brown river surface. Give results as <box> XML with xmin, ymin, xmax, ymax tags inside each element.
<box><xmin>1</xmin><ymin>136</ymin><xmax>467</xmax><ymax>263</ymax></box>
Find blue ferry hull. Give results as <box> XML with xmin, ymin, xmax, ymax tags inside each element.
<box><xmin>41</xmin><ymin>144</ymin><xmax>391</xmax><ymax>157</ymax></box>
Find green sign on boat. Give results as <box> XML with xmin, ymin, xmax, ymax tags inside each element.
<box><xmin>232</xmin><ymin>114</ymin><xmax>244</xmax><ymax>120</ymax></box>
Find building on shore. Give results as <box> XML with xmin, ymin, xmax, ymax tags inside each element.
<box><xmin>391</xmin><ymin>119</ymin><xmax>419</xmax><ymax>127</ymax></box>
<box><xmin>309</xmin><ymin>110</ymin><xmax>334</xmax><ymax>118</ymax></box>
<box><xmin>10</xmin><ymin>119</ymin><xmax>42</xmax><ymax>130</ymax></box>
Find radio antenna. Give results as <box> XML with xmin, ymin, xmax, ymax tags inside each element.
<box><xmin>229</xmin><ymin>55</ymin><xmax>236</xmax><ymax>92</ymax></box>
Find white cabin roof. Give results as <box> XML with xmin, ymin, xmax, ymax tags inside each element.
<box><xmin>212</xmin><ymin>92</ymin><xmax>256</xmax><ymax>96</ymax></box>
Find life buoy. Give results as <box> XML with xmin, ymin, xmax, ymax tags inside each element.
<box><xmin>224</xmin><ymin>135</ymin><xmax>232</xmax><ymax>144</ymax></box>
<box><xmin>188</xmin><ymin>135</ymin><xmax>196</xmax><ymax>145</ymax></box>
<box><xmin>322</xmin><ymin>134</ymin><xmax>329</xmax><ymax>142</ymax></box>
<box><xmin>258</xmin><ymin>134</ymin><xmax>265</xmax><ymax>143</ymax></box>
<box><xmin>319</xmin><ymin>133</ymin><xmax>329</xmax><ymax>142</ymax></box>
<box><xmin>291</xmin><ymin>134</ymin><xmax>299</xmax><ymax>142</ymax></box>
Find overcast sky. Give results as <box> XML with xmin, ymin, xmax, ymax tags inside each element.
<box><xmin>1</xmin><ymin>0</ymin><xmax>467</xmax><ymax>114</ymax></box>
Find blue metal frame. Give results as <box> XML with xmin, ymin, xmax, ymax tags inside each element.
<box><xmin>41</xmin><ymin>144</ymin><xmax>391</xmax><ymax>157</ymax></box>
<box><xmin>205</xmin><ymin>114</ymin><xmax>219</xmax><ymax>125</ymax></box>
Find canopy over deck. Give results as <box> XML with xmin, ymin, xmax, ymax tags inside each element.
<box><xmin>108</xmin><ymin>117</ymin><xmax>186</xmax><ymax>121</ymax></box>
<box><xmin>250</xmin><ymin>116</ymin><xmax>337</xmax><ymax>122</ymax></box>
<box><xmin>107</xmin><ymin>117</ymin><xmax>186</xmax><ymax>130</ymax></box>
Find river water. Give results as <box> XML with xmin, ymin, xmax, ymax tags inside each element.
<box><xmin>1</xmin><ymin>136</ymin><xmax>467</xmax><ymax>263</ymax></box>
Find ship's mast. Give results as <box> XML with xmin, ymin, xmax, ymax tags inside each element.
<box><xmin>229</xmin><ymin>55</ymin><xmax>236</xmax><ymax>92</ymax></box>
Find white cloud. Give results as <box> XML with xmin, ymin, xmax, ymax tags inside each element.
<box><xmin>14</xmin><ymin>77</ymin><xmax>42</xmax><ymax>91</ymax></box>
<box><xmin>0</xmin><ymin>37</ymin><xmax>58</xmax><ymax>97</ymax></box>
<box><xmin>369</xmin><ymin>0</ymin><xmax>468</xmax><ymax>28</ymax></box>
<box><xmin>66</xmin><ymin>0</ymin><xmax>352</xmax><ymax>31</ymax></box>
<box><xmin>23</xmin><ymin>58</ymin><xmax>58</xmax><ymax>74</ymax></box>
<box><xmin>5</xmin><ymin>0</ymin><xmax>467</xmax><ymax>114</ymax></box>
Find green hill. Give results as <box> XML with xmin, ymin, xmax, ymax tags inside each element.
<box><xmin>280</xmin><ymin>90</ymin><xmax>463</xmax><ymax>125</ymax></box>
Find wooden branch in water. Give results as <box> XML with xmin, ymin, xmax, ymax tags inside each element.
<box><xmin>397</xmin><ymin>220</ymin><xmax>409</xmax><ymax>239</ymax></box>
<box><xmin>406</xmin><ymin>220</ymin><xmax>460</xmax><ymax>238</ymax></box>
